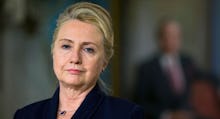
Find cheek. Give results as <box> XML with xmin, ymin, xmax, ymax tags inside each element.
<box><xmin>53</xmin><ymin>54</ymin><xmax>60</xmax><ymax>75</ymax></box>
<box><xmin>53</xmin><ymin>47</ymin><xmax>70</xmax><ymax>64</ymax></box>
<box><xmin>85</xmin><ymin>56</ymin><xmax>105</xmax><ymax>74</ymax></box>
<box><xmin>53</xmin><ymin>53</ymin><xmax>66</xmax><ymax>73</ymax></box>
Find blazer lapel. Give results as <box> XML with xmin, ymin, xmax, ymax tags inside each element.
<box><xmin>72</xmin><ymin>85</ymin><xmax>105</xmax><ymax>119</ymax></box>
<box><xmin>45</xmin><ymin>87</ymin><xmax>59</xmax><ymax>119</ymax></box>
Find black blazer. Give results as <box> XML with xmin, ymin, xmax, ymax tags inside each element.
<box><xmin>14</xmin><ymin>84</ymin><xmax>144</xmax><ymax>119</ymax></box>
<box><xmin>135</xmin><ymin>54</ymin><xmax>198</xmax><ymax>119</ymax></box>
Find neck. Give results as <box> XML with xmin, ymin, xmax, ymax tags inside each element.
<box><xmin>162</xmin><ymin>50</ymin><xmax>179</xmax><ymax>56</ymax></box>
<box><xmin>58</xmin><ymin>83</ymin><xmax>96</xmax><ymax>112</ymax></box>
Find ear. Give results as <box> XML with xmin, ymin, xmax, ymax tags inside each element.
<box><xmin>102</xmin><ymin>60</ymin><xmax>108</xmax><ymax>72</ymax></box>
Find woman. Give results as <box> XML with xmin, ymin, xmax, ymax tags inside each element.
<box><xmin>14</xmin><ymin>2</ymin><xmax>144</xmax><ymax>119</ymax></box>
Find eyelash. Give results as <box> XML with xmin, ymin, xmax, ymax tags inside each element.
<box><xmin>84</xmin><ymin>47</ymin><xmax>95</xmax><ymax>54</ymax></box>
<box><xmin>61</xmin><ymin>44</ymin><xmax>95</xmax><ymax>54</ymax></box>
<box><xmin>61</xmin><ymin>44</ymin><xmax>71</xmax><ymax>49</ymax></box>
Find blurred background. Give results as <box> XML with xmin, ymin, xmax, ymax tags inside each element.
<box><xmin>0</xmin><ymin>0</ymin><xmax>220</xmax><ymax>118</ymax></box>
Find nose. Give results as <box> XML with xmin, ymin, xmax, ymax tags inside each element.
<box><xmin>69</xmin><ymin>47</ymin><xmax>82</xmax><ymax>64</ymax></box>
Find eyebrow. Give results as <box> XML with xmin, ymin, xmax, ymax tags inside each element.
<box><xmin>58</xmin><ymin>38</ymin><xmax>73</xmax><ymax>43</ymax></box>
<box><xmin>58</xmin><ymin>38</ymin><xmax>99</xmax><ymax>47</ymax></box>
<box><xmin>82</xmin><ymin>42</ymin><xmax>99</xmax><ymax>47</ymax></box>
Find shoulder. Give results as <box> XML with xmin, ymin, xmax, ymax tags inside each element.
<box><xmin>179</xmin><ymin>53</ymin><xmax>197</xmax><ymax>68</ymax></box>
<box><xmin>17</xmin><ymin>98</ymin><xmax>51</xmax><ymax>112</ymax></box>
<box><xmin>137</xmin><ymin>55</ymin><xmax>160</xmax><ymax>74</ymax></box>
<box><xmin>105</xmin><ymin>96</ymin><xmax>134</xmax><ymax>106</ymax></box>
<box><xmin>139</xmin><ymin>54</ymin><xmax>160</xmax><ymax>68</ymax></box>
<box><xmin>101</xmin><ymin>95</ymin><xmax>145</xmax><ymax>118</ymax></box>
<box><xmin>14</xmin><ymin>98</ymin><xmax>51</xmax><ymax>119</ymax></box>
<box><xmin>179</xmin><ymin>53</ymin><xmax>194</xmax><ymax>62</ymax></box>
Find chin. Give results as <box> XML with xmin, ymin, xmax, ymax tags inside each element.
<box><xmin>59</xmin><ymin>77</ymin><xmax>84</xmax><ymax>87</ymax></box>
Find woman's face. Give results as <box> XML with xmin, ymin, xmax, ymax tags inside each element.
<box><xmin>53</xmin><ymin>20</ymin><xmax>106</xmax><ymax>89</ymax></box>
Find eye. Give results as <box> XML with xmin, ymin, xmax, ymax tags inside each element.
<box><xmin>61</xmin><ymin>44</ymin><xmax>71</xmax><ymax>49</ymax></box>
<box><xmin>84</xmin><ymin>47</ymin><xmax>95</xmax><ymax>54</ymax></box>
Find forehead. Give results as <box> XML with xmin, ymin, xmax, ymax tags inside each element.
<box><xmin>56</xmin><ymin>20</ymin><xmax>103</xmax><ymax>43</ymax></box>
<box><xmin>163</xmin><ymin>22</ymin><xmax>180</xmax><ymax>31</ymax></box>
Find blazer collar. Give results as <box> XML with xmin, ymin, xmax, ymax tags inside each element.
<box><xmin>73</xmin><ymin>84</ymin><xmax>105</xmax><ymax>119</ymax></box>
<box><xmin>46</xmin><ymin>84</ymin><xmax>105</xmax><ymax>119</ymax></box>
<box><xmin>46</xmin><ymin>87</ymin><xmax>59</xmax><ymax>119</ymax></box>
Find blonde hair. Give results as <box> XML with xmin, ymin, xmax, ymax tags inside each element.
<box><xmin>51</xmin><ymin>2</ymin><xmax>114</xmax><ymax>63</ymax></box>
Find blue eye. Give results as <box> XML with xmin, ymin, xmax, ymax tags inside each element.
<box><xmin>61</xmin><ymin>45</ymin><xmax>71</xmax><ymax>49</ymax></box>
<box><xmin>84</xmin><ymin>48</ymin><xmax>95</xmax><ymax>54</ymax></box>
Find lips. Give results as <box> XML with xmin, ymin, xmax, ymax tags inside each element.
<box><xmin>66</xmin><ymin>69</ymin><xmax>83</xmax><ymax>75</ymax></box>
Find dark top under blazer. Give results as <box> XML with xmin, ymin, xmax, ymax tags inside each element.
<box><xmin>14</xmin><ymin>84</ymin><xmax>144</xmax><ymax>119</ymax></box>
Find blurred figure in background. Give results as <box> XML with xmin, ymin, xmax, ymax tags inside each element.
<box><xmin>135</xmin><ymin>18</ymin><xmax>198</xmax><ymax>119</ymax></box>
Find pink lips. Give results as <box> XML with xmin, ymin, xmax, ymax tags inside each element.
<box><xmin>66</xmin><ymin>69</ymin><xmax>82</xmax><ymax>75</ymax></box>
